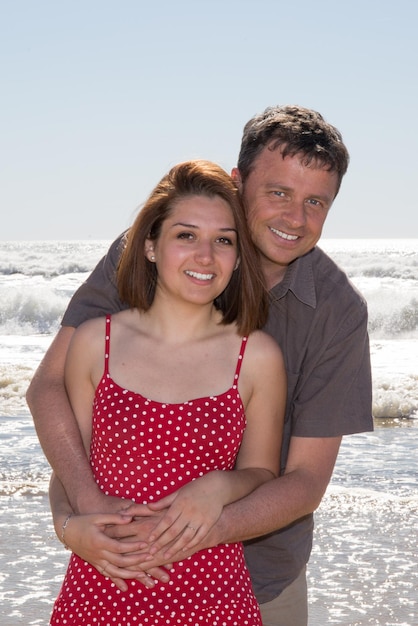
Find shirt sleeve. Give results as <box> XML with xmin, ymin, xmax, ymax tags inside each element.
<box><xmin>291</xmin><ymin>292</ymin><xmax>373</xmax><ymax>438</ymax></box>
<box><xmin>61</xmin><ymin>232</ymin><xmax>129</xmax><ymax>328</ymax></box>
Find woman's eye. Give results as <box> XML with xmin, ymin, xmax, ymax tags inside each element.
<box><xmin>217</xmin><ymin>237</ymin><xmax>233</xmax><ymax>245</ymax></box>
<box><xmin>177</xmin><ymin>232</ymin><xmax>194</xmax><ymax>240</ymax></box>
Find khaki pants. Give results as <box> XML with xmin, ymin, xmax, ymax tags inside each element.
<box><xmin>259</xmin><ymin>566</ymin><xmax>308</xmax><ymax>626</ymax></box>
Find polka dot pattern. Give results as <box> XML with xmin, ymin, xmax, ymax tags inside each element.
<box><xmin>50</xmin><ymin>316</ymin><xmax>261</xmax><ymax>625</ymax></box>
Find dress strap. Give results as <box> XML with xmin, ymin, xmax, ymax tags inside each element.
<box><xmin>104</xmin><ymin>315</ymin><xmax>111</xmax><ymax>375</ymax></box>
<box><xmin>232</xmin><ymin>336</ymin><xmax>248</xmax><ymax>387</ymax></box>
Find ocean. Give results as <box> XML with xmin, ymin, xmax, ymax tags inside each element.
<box><xmin>0</xmin><ymin>238</ymin><xmax>417</xmax><ymax>625</ymax></box>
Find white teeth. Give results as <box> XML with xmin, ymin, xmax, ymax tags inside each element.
<box><xmin>270</xmin><ymin>227</ymin><xmax>298</xmax><ymax>241</ymax></box>
<box><xmin>185</xmin><ymin>270</ymin><xmax>214</xmax><ymax>281</ymax></box>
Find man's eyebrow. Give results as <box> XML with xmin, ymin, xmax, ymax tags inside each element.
<box><xmin>264</xmin><ymin>182</ymin><xmax>289</xmax><ymax>188</ymax></box>
<box><xmin>264</xmin><ymin>182</ymin><xmax>291</xmax><ymax>192</ymax></box>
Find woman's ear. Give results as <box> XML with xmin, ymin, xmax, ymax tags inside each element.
<box><xmin>144</xmin><ymin>240</ymin><xmax>156</xmax><ymax>262</ymax></box>
<box><xmin>234</xmin><ymin>257</ymin><xmax>240</xmax><ymax>271</ymax></box>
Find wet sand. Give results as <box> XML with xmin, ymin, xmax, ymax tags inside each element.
<box><xmin>1</xmin><ymin>420</ymin><xmax>417</xmax><ymax>625</ymax></box>
<box><xmin>2</xmin><ymin>491</ymin><xmax>417</xmax><ymax>625</ymax></box>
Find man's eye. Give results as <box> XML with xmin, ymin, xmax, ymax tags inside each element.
<box><xmin>273</xmin><ymin>191</ymin><xmax>285</xmax><ymax>197</ymax></box>
<box><xmin>307</xmin><ymin>199</ymin><xmax>321</xmax><ymax>207</ymax></box>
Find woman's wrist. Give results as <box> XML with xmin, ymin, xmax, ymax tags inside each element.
<box><xmin>53</xmin><ymin>510</ymin><xmax>74</xmax><ymax>549</ymax></box>
<box><xmin>60</xmin><ymin>513</ymin><xmax>73</xmax><ymax>550</ymax></box>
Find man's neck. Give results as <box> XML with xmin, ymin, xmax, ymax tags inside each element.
<box><xmin>263</xmin><ymin>264</ymin><xmax>288</xmax><ymax>291</ymax></box>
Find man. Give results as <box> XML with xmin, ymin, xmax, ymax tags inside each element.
<box><xmin>27</xmin><ymin>105</ymin><xmax>373</xmax><ymax>626</ymax></box>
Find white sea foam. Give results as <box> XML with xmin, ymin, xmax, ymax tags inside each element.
<box><xmin>0</xmin><ymin>239</ymin><xmax>417</xmax><ymax>626</ymax></box>
<box><xmin>0</xmin><ymin>239</ymin><xmax>417</xmax><ymax>418</ymax></box>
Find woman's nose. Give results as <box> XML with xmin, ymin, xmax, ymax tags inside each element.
<box><xmin>194</xmin><ymin>240</ymin><xmax>214</xmax><ymax>263</ymax></box>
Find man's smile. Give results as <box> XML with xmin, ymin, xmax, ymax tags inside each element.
<box><xmin>269</xmin><ymin>227</ymin><xmax>299</xmax><ymax>241</ymax></box>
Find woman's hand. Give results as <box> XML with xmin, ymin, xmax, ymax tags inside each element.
<box><xmin>61</xmin><ymin>512</ymin><xmax>171</xmax><ymax>591</ymax></box>
<box><xmin>142</xmin><ymin>474</ymin><xmax>226</xmax><ymax>559</ymax></box>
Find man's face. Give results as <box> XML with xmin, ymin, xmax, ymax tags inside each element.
<box><xmin>233</xmin><ymin>146</ymin><xmax>340</xmax><ymax>289</ymax></box>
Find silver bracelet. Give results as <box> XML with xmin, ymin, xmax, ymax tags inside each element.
<box><xmin>61</xmin><ymin>513</ymin><xmax>73</xmax><ymax>550</ymax></box>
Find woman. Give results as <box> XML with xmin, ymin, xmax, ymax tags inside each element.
<box><xmin>49</xmin><ymin>160</ymin><xmax>286</xmax><ymax>625</ymax></box>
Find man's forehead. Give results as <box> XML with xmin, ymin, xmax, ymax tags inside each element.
<box><xmin>266</xmin><ymin>143</ymin><xmax>331</xmax><ymax>171</ymax></box>
<box><xmin>248</xmin><ymin>145</ymin><xmax>339</xmax><ymax>201</ymax></box>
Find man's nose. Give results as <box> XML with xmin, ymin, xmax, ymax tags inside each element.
<box><xmin>283</xmin><ymin>200</ymin><xmax>307</xmax><ymax>228</ymax></box>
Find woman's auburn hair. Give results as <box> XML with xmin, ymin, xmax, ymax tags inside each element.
<box><xmin>117</xmin><ymin>160</ymin><xmax>268</xmax><ymax>335</ymax></box>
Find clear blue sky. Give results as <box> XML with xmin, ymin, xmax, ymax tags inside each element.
<box><xmin>1</xmin><ymin>0</ymin><xmax>417</xmax><ymax>240</ymax></box>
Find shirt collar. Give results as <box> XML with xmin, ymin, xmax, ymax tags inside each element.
<box><xmin>270</xmin><ymin>248</ymin><xmax>317</xmax><ymax>308</ymax></box>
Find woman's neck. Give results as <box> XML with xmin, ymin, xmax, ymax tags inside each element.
<box><xmin>139</xmin><ymin>299</ymin><xmax>224</xmax><ymax>344</ymax></box>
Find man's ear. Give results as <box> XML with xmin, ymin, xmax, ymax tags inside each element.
<box><xmin>231</xmin><ymin>167</ymin><xmax>242</xmax><ymax>189</ymax></box>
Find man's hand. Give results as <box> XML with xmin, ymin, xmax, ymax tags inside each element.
<box><xmin>78</xmin><ymin>491</ymin><xmax>137</xmax><ymax>516</ymax></box>
<box><xmin>140</xmin><ymin>480</ymin><xmax>224</xmax><ymax>558</ymax></box>
<box><xmin>106</xmin><ymin>501</ymin><xmax>217</xmax><ymax>570</ymax></box>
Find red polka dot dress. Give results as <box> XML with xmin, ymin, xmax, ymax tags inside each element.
<box><xmin>50</xmin><ymin>315</ymin><xmax>262</xmax><ymax>625</ymax></box>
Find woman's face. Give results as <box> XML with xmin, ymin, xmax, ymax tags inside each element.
<box><xmin>145</xmin><ymin>194</ymin><xmax>239</xmax><ymax>306</ymax></box>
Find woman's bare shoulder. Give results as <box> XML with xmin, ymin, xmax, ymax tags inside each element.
<box><xmin>70</xmin><ymin>316</ymin><xmax>108</xmax><ymax>352</ymax></box>
<box><xmin>241</xmin><ymin>330</ymin><xmax>285</xmax><ymax>379</ymax></box>
<box><xmin>246</xmin><ymin>329</ymin><xmax>283</xmax><ymax>359</ymax></box>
